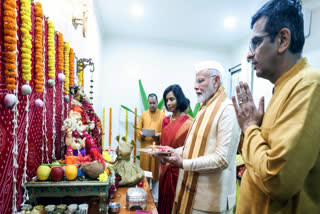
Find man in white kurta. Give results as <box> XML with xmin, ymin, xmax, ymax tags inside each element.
<box><xmin>158</xmin><ymin>61</ymin><xmax>240</xmax><ymax>214</ymax></box>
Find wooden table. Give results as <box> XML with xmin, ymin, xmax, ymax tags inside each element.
<box><xmin>110</xmin><ymin>177</ymin><xmax>158</xmax><ymax>214</ymax></box>
<box><xmin>26</xmin><ymin>180</ymin><xmax>110</xmax><ymax>212</ymax></box>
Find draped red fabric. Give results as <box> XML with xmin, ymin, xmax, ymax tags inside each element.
<box><xmin>158</xmin><ymin>115</ymin><xmax>192</xmax><ymax>214</ymax></box>
<box><xmin>0</xmin><ymin>2</ymin><xmax>68</xmax><ymax>212</ymax></box>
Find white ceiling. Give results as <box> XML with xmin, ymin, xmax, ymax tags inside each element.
<box><xmin>93</xmin><ymin>0</ymin><xmax>319</xmax><ymax>48</ymax></box>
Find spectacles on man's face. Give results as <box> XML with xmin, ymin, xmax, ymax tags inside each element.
<box><xmin>195</xmin><ymin>75</ymin><xmax>216</xmax><ymax>85</ymax></box>
<box><xmin>249</xmin><ymin>34</ymin><xmax>272</xmax><ymax>54</ymax></box>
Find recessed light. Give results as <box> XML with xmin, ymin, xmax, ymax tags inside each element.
<box><xmin>131</xmin><ymin>4</ymin><xmax>144</xmax><ymax>17</ymax></box>
<box><xmin>224</xmin><ymin>16</ymin><xmax>237</xmax><ymax>30</ymax></box>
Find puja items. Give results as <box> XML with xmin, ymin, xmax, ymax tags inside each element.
<box><xmin>126</xmin><ymin>188</ymin><xmax>147</xmax><ymax>211</ymax></box>
<box><xmin>108</xmin><ymin>202</ymin><xmax>120</xmax><ymax>213</ymax></box>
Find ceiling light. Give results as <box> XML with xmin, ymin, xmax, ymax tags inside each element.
<box><xmin>131</xmin><ymin>4</ymin><xmax>144</xmax><ymax>17</ymax></box>
<box><xmin>224</xmin><ymin>16</ymin><xmax>237</xmax><ymax>30</ymax></box>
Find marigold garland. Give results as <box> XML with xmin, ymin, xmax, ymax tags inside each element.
<box><xmin>69</xmin><ymin>48</ymin><xmax>74</xmax><ymax>87</ymax></box>
<box><xmin>58</xmin><ymin>32</ymin><xmax>64</xmax><ymax>71</ymax></box>
<box><xmin>64</xmin><ymin>42</ymin><xmax>70</xmax><ymax>94</ymax></box>
<box><xmin>20</xmin><ymin>0</ymin><xmax>32</xmax><ymax>82</ymax></box>
<box><xmin>78</xmin><ymin>61</ymin><xmax>84</xmax><ymax>87</ymax></box>
<box><xmin>34</xmin><ymin>2</ymin><xmax>44</xmax><ymax>93</ymax></box>
<box><xmin>3</xmin><ymin>0</ymin><xmax>17</xmax><ymax>90</ymax></box>
<box><xmin>47</xmin><ymin>21</ymin><xmax>56</xmax><ymax>79</ymax></box>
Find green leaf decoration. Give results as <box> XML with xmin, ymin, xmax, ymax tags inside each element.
<box><xmin>139</xmin><ymin>80</ymin><xmax>149</xmax><ymax>111</ymax></box>
<box><xmin>187</xmin><ymin>108</ymin><xmax>194</xmax><ymax>118</ymax></box>
<box><xmin>135</xmin><ymin>155</ymin><xmax>140</xmax><ymax>160</ymax></box>
<box><xmin>193</xmin><ymin>103</ymin><xmax>201</xmax><ymax>117</ymax></box>
<box><xmin>157</xmin><ymin>98</ymin><xmax>164</xmax><ymax>110</ymax></box>
<box><xmin>120</xmin><ymin>105</ymin><xmax>139</xmax><ymax>118</ymax></box>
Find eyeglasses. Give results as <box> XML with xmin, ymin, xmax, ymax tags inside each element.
<box><xmin>195</xmin><ymin>75</ymin><xmax>216</xmax><ymax>85</ymax></box>
<box><xmin>249</xmin><ymin>34</ymin><xmax>272</xmax><ymax>54</ymax></box>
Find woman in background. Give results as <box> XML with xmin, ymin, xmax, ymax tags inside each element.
<box><xmin>158</xmin><ymin>84</ymin><xmax>193</xmax><ymax>214</ymax></box>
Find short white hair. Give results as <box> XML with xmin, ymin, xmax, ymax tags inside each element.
<box><xmin>194</xmin><ymin>60</ymin><xmax>225</xmax><ymax>84</ymax></box>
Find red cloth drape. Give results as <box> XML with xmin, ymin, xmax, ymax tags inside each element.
<box><xmin>0</xmin><ymin>2</ymin><xmax>68</xmax><ymax>213</ymax></box>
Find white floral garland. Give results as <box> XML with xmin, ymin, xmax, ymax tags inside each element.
<box><xmin>21</xmin><ymin>90</ymin><xmax>30</xmax><ymax>206</ymax></box>
<box><xmin>12</xmin><ymin>80</ymin><xmax>19</xmax><ymax>213</ymax></box>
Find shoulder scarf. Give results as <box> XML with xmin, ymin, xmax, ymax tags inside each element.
<box><xmin>172</xmin><ymin>86</ymin><xmax>226</xmax><ymax>214</ymax></box>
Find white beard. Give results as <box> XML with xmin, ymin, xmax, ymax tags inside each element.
<box><xmin>196</xmin><ymin>81</ymin><xmax>215</xmax><ymax>103</ymax></box>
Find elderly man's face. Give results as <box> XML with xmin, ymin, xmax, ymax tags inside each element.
<box><xmin>148</xmin><ymin>97</ymin><xmax>158</xmax><ymax>112</ymax></box>
<box><xmin>194</xmin><ymin>70</ymin><xmax>216</xmax><ymax>103</ymax></box>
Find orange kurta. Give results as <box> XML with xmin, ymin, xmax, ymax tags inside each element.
<box><xmin>136</xmin><ymin>109</ymin><xmax>165</xmax><ymax>181</ymax></box>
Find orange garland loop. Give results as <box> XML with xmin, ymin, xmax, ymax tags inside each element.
<box><xmin>3</xmin><ymin>0</ymin><xmax>17</xmax><ymax>91</ymax></box>
<box><xmin>58</xmin><ymin>32</ymin><xmax>64</xmax><ymax>72</ymax></box>
<box><xmin>34</xmin><ymin>2</ymin><xmax>44</xmax><ymax>93</ymax></box>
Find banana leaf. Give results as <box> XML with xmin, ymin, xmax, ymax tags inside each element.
<box><xmin>187</xmin><ymin>108</ymin><xmax>194</xmax><ymax>118</ymax></box>
<box><xmin>139</xmin><ymin>80</ymin><xmax>149</xmax><ymax>111</ymax></box>
<box><xmin>120</xmin><ymin>105</ymin><xmax>139</xmax><ymax>117</ymax></box>
<box><xmin>193</xmin><ymin>103</ymin><xmax>201</xmax><ymax>117</ymax></box>
<box><xmin>157</xmin><ymin>98</ymin><xmax>164</xmax><ymax>110</ymax></box>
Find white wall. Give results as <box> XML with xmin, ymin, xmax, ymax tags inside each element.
<box><xmin>227</xmin><ymin>6</ymin><xmax>320</xmax><ymax>109</ymax></box>
<box><xmin>98</xmin><ymin>35</ymin><xmax>231</xmax><ymax>149</ymax></box>
<box><xmin>304</xmin><ymin>6</ymin><xmax>320</xmax><ymax>68</ymax></box>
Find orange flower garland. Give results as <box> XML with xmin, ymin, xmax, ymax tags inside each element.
<box><xmin>20</xmin><ymin>0</ymin><xmax>32</xmax><ymax>82</ymax></box>
<box><xmin>3</xmin><ymin>0</ymin><xmax>18</xmax><ymax>91</ymax></box>
<box><xmin>64</xmin><ymin>42</ymin><xmax>70</xmax><ymax>94</ymax></box>
<box><xmin>34</xmin><ymin>2</ymin><xmax>44</xmax><ymax>93</ymax></box>
<box><xmin>58</xmin><ymin>32</ymin><xmax>64</xmax><ymax>71</ymax></box>
<box><xmin>69</xmin><ymin>48</ymin><xmax>74</xmax><ymax>87</ymax></box>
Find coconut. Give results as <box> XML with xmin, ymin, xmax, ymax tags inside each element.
<box><xmin>81</xmin><ymin>161</ymin><xmax>105</xmax><ymax>179</ymax></box>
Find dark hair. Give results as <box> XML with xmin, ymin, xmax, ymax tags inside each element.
<box><xmin>186</xmin><ymin>98</ymin><xmax>190</xmax><ymax>106</ymax></box>
<box><xmin>251</xmin><ymin>0</ymin><xmax>304</xmax><ymax>54</ymax></box>
<box><xmin>163</xmin><ymin>84</ymin><xmax>188</xmax><ymax>112</ymax></box>
<box><xmin>148</xmin><ymin>93</ymin><xmax>158</xmax><ymax>101</ymax></box>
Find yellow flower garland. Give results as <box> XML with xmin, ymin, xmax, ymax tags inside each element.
<box><xmin>69</xmin><ymin>48</ymin><xmax>74</xmax><ymax>87</ymax></box>
<box><xmin>34</xmin><ymin>2</ymin><xmax>44</xmax><ymax>93</ymax></box>
<box><xmin>20</xmin><ymin>0</ymin><xmax>32</xmax><ymax>82</ymax></box>
<box><xmin>77</xmin><ymin>61</ymin><xmax>84</xmax><ymax>87</ymax></box>
<box><xmin>64</xmin><ymin>42</ymin><xmax>70</xmax><ymax>94</ymax></box>
<box><xmin>58</xmin><ymin>32</ymin><xmax>64</xmax><ymax>71</ymax></box>
<box><xmin>47</xmin><ymin>21</ymin><xmax>55</xmax><ymax>79</ymax></box>
<box><xmin>3</xmin><ymin>0</ymin><xmax>17</xmax><ymax>91</ymax></box>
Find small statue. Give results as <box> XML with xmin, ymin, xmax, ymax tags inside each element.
<box><xmin>62</xmin><ymin>105</ymin><xmax>87</xmax><ymax>156</ymax></box>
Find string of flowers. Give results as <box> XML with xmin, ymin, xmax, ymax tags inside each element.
<box><xmin>34</xmin><ymin>2</ymin><xmax>44</xmax><ymax>93</ymax></box>
<box><xmin>78</xmin><ymin>61</ymin><xmax>84</xmax><ymax>87</ymax></box>
<box><xmin>42</xmin><ymin>18</ymin><xmax>49</xmax><ymax>164</ymax></box>
<box><xmin>3</xmin><ymin>0</ymin><xmax>18</xmax><ymax>91</ymax></box>
<box><xmin>58</xmin><ymin>32</ymin><xmax>64</xmax><ymax>71</ymax></box>
<box><xmin>69</xmin><ymin>48</ymin><xmax>74</xmax><ymax>87</ymax></box>
<box><xmin>20</xmin><ymin>0</ymin><xmax>32</xmax><ymax>83</ymax></box>
<box><xmin>47</xmin><ymin>20</ymin><xmax>55</xmax><ymax>79</ymax></box>
<box><xmin>47</xmin><ymin>20</ymin><xmax>57</xmax><ymax>160</ymax></box>
<box><xmin>64</xmin><ymin>42</ymin><xmax>70</xmax><ymax>95</ymax></box>
<box><xmin>11</xmin><ymin>86</ymin><xmax>19</xmax><ymax>213</ymax></box>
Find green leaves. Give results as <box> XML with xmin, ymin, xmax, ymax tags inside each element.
<box><xmin>188</xmin><ymin>103</ymin><xmax>201</xmax><ymax>118</ymax></box>
<box><xmin>193</xmin><ymin>103</ymin><xmax>201</xmax><ymax>117</ymax></box>
<box><xmin>139</xmin><ymin>79</ymin><xmax>149</xmax><ymax>111</ymax></box>
<box><xmin>120</xmin><ymin>105</ymin><xmax>139</xmax><ymax>117</ymax></box>
<box><xmin>157</xmin><ymin>98</ymin><xmax>164</xmax><ymax>110</ymax></box>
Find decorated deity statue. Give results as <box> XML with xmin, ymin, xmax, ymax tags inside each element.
<box><xmin>70</xmin><ymin>86</ymin><xmax>103</xmax><ymax>150</ymax></box>
<box><xmin>62</xmin><ymin>105</ymin><xmax>87</xmax><ymax>156</ymax></box>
